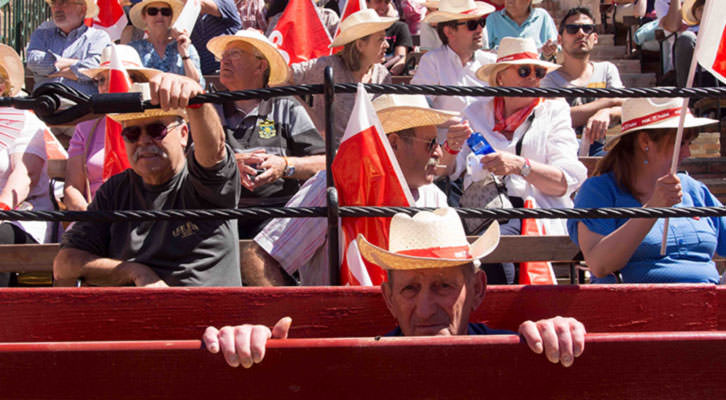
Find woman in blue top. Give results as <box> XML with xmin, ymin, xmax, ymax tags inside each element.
<box><xmin>128</xmin><ymin>0</ymin><xmax>204</xmax><ymax>86</ymax></box>
<box><xmin>568</xmin><ymin>97</ymin><xmax>725</xmax><ymax>283</ymax></box>
<box><xmin>485</xmin><ymin>0</ymin><xmax>557</xmax><ymax>59</ymax></box>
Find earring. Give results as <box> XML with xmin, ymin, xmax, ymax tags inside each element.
<box><xmin>643</xmin><ymin>146</ymin><xmax>649</xmax><ymax>164</ymax></box>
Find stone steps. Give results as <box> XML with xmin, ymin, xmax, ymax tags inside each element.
<box><xmin>590</xmin><ymin>45</ymin><xmax>627</xmax><ymax>59</ymax></box>
<box><xmin>610</xmin><ymin>59</ymin><xmax>641</xmax><ymax>74</ymax></box>
<box><xmin>620</xmin><ymin>72</ymin><xmax>657</xmax><ymax>87</ymax></box>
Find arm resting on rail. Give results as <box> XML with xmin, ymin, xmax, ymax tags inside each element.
<box><xmin>241</xmin><ymin>242</ymin><xmax>297</xmax><ymax>286</ymax></box>
<box><xmin>53</xmin><ymin>247</ymin><xmax>167</xmax><ymax>287</ymax></box>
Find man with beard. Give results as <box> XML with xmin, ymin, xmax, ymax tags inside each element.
<box><xmin>53</xmin><ymin>73</ymin><xmax>242</xmax><ymax>287</ymax></box>
<box><xmin>540</xmin><ymin>7</ymin><xmax>623</xmax><ymax>156</ymax></box>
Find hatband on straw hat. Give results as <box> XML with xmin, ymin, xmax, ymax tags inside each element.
<box><xmin>605</xmin><ymin>97</ymin><xmax>717</xmax><ymax>150</ymax></box>
<box><xmin>330</xmin><ymin>9</ymin><xmax>397</xmax><ymax>48</ymax></box>
<box><xmin>81</xmin><ymin>45</ymin><xmax>160</xmax><ymax>81</ymax></box>
<box><xmin>373</xmin><ymin>94</ymin><xmax>458</xmax><ymax>134</ymax></box>
<box><xmin>108</xmin><ymin>82</ymin><xmax>187</xmax><ymax>123</ymax></box>
<box><xmin>357</xmin><ymin>207</ymin><xmax>500</xmax><ymax>270</ymax></box>
<box><xmin>475</xmin><ymin>37</ymin><xmax>559</xmax><ymax>85</ymax></box>
<box><xmin>0</xmin><ymin>44</ymin><xmax>24</xmax><ymax>96</ymax></box>
<box><xmin>207</xmin><ymin>28</ymin><xmax>290</xmax><ymax>85</ymax></box>
<box><xmin>681</xmin><ymin>0</ymin><xmax>702</xmax><ymax>26</ymax></box>
<box><xmin>129</xmin><ymin>0</ymin><xmax>184</xmax><ymax>31</ymax></box>
<box><xmin>44</xmin><ymin>0</ymin><xmax>99</xmax><ymax>18</ymax></box>
<box><xmin>423</xmin><ymin>0</ymin><xmax>495</xmax><ymax>25</ymax></box>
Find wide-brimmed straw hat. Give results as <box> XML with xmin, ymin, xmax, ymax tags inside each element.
<box><xmin>0</xmin><ymin>44</ymin><xmax>24</xmax><ymax>96</ymax></box>
<box><xmin>129</xmin><ymin>0</ymin><xmax>184</xmax><ymax>30</ymax></box>
<box><xmin>681</xmin><ymin>0</ymin><xmax>702</xmax><ymax>26</ymax></box>
<box><xmin>81</xmin><ymin>45</ymin><xmax>160</xmax><ymax>81</ymax></box>
<box><xmin>357</xmin><ymin>207</ymin><xmax>500</xmax><ymax>270</ymax></box>
<box><xmin>44</xmin><ymin>0</ymin><xmax>99</xmax><ymax>18</ymax></box>
<box><xmin>108</xmin><ymin>82</ymin><xmax>187</xmax><ymax>123</ymax></box>
<box><xmin>475</xmin><ymin>37</ymin><xmax>559</xmax><ymax>85</ymax></box>
<box><xmin>373</xmin><ymin>94</ymin><xmax>458</xmax><ymax>134</ymax></box>
<box><xmin>605</xmin><ymin>97</ymin><xmax>716</xmax><ymax>150</ymax></box>
<box><xmin>423</xmin><ymin>0</ymin><xmax>495</xmax><ymax>25</ymax></box>
<box><xmin>207</xmin><ymin>28</ymin><xmax>290</xmax><ymax>85</ymax></box>
<box><xmin>330</xmin><ymin>9</ymin><xmax>397</xmax><ymax>47</ymax></box>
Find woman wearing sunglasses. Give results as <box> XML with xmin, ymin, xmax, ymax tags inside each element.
<box><xmin>447</xmin><ymin>37</ymin><xmax>587</xmax><ymax>283</ymax></box>
<box><xmin>128</xmin><ymin>0</ymin><xmax>204</xmax><ymax>86</ymax></box>
<box><xmin>485</xmin><ymin>0</ymin><xmax>558</xmax><ymax>60</ymax></box>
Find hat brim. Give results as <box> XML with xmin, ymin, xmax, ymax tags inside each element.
<box><xmin>423</xmin><ymin>2</ymin><xmax>495</xmax><ymax>24</ymax></box>
<box><xmin>45</xmin><ymin>0</ymin><xmax>98</xmax><ymax>18</ymax></box>
<box><xmin>129</xmin><ymin>0</ymin><xmax>184</xmax><ymax>31</ymax></box>
<box><xmin>605</xmin><ymin>114</ymin><xmax>718</xmax><ymax>151</ymax></box>
<box><xmin>476</xmin><ymin>59</ymin><xmax>560</xmax><ymax>85</ymax></box>
<box><xmin>207</xmin><ymin>34</ymin><xmax>290</xmax><ymax>86</ymax></box>
<box><xmin>80</xmin><ymin>65</ymin><xmax>161</xmax><ymax>81</ymax></box>
<box><xmin>357</xmin><ymin>220</ymin><xmax>500</xmax><ymax>270</ymax></box>
<box><xmin>422</xmin><ymin>0</ymin><xmax>439</xmax><ymax>9</ymax></box>
<box><xmin>681</xmin><ymin>0</ymin><xmax>700</xmax><ymax>26</ymax></box>
<box><xmin>330</xmin><ymin>19</ymin><xmax>397</xmax><ymax>47</ymax></box>
<box><xmin>0</xmin><ymin>45</ymin><xmax>24</xmax><ymax>96</ymax></box>
<box><xmin>377</xmin><ymin>106</ymin><xmax>458</xmax><ymax>134</ymax></box>
<box><xmin>108</xmin><ymin>108</ymin><xmax>187</xmax><ymax>123</ymax></box>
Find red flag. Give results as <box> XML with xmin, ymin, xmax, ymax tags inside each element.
<box><xmin>518</xmin><ymin>197</ymin><xmax>557</xmax><ymax>285</ymax></box>
<box><xmin>102</xmin><ymin>44</ymin><xmax>132</xmax><ymax>181</ymax></box>
<box><xmin>331</xmin><ymin>84</ymin><xmax>414</xmax><ymax>286</ymax></box>
<box><xmin>695</xmin><ymin>0</ymin><xmax>726</xmax><ymax>84</ymax></box>
<box><xmin>267</xmin><ymin>0</ymin><xmax>332</xmax><ymax>64</ymax></box>
<box><xmin>92</xmin><ymin>0</ymin><xmax>128</xmax><ymax>41</ymax></box>
<box><xmin>331</xmin><ymin>0</ymin><xmax>366</xmax><ymax>53</ymax></box>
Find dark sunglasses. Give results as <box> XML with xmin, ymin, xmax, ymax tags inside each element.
<box><xmin>517</xmin><ymin>65</ymin><xmax>547</xmax><ymax>79</ymax></box>
<box><xmin>564</xmin><ymin>23</ymin><xmax>596</xmax><ymax>35</ymax></box>
<box><xmin>455</xmin><ymin>17</ymin><xmax>485</xmax><ymax>31</ymax></box>
<box><xmin>121</xmin><ymin>121</ymin><xmax>179</xmax><ymax>143</ymax></box>
<box><xmin>145</xmin><ymin>6</ymin><xmax>173</xmax><ymax>16</ymax></box>
<box><xmin>407</xmin><ymin>136</ymin><xmax>439</xmax><ymax>152</ymax></box>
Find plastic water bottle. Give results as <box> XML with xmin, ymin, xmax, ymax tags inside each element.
<box><xmin>467</xmin><ymin>132</ymin><xmax>495</xmax><ymax>155</ymax></box>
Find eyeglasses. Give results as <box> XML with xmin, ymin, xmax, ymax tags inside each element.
<box><xmin>121</xmin><ymin>121</ymin><xmax>181</xmax><ymax>143</ymax></box>
<box><xmin>564</xmin><ymin>23</ymin><xmax>596</xmax><ymax>35</ymax></box>
<box><xmin>516</xmin><ymin>65</ymin><xmax>547</xmax><ymax>79</ymax></box>
<box><xmin>455</xmin><ymin>17</ymin><xmax>485</xmax><ymax>31</ymax></box>
<box><xmin>145</xmin><ymin>6</ymin><xmax>173</xmax><ymax>16</ymax></box>
<box><xmin>407</xmin><ymin>136</ymin><xmax>439</xmax><ymax>152</ymax></box>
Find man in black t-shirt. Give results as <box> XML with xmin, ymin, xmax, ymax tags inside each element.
<box><xmin>367</xmin><ymin>0</ymin><xmax>413</xmax><ymax>75</ymax></box>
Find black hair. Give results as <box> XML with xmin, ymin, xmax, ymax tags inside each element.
<box><xmin>558</xmin><ymin>7</ymin><xmax>595</xmax><ymax>34</ymax></box>
<box><xmin>435</xmin><ymin>20</ymin><xmax>460</xmax><ymax>46</ymax></box>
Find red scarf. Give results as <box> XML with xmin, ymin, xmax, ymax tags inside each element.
<box><xmin>493</xmin><ymin>97</ymin><xmax>542</xmax><ymax>136</ymax></box>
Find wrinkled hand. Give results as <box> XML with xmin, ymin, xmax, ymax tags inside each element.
<box><xmin>235</xmin><ymin>150</ymin><xmax>266</xmax><ymax>189</ymax></box>
<box><xmin>541</xmin><ymin>39</ymin><xmax>558</xmax><ymax>59</ymax></box>
<box><xmin>480</xmin><ymin>151</ymin><xmax>525</xmax><ymax>176</ymax></box>
<box><xmin>203</xmin><ymin>317</ymin><xmax>292</xmax><ymax>368</ymax></box>
<box><xmin>173</xmin><ymin>29</ymin><xmax>191</xmax><ymax>57</ymax></box>
<box><xmin>120</xmin><ymin>261</ymin><xmax>169</xmax><ymax>287</ymax></box>
<box><xmin>252</xmin><ymin>154</ymin><xmax>287</xmax><ymax>187</ymax></box>
<box><xmin>443</xmin><ymin>119</ymin><xmax>472</xmax><ymax>152</ymax></box>
<box><xmin>148</xmin><ymin>72</ymin><xmax>204</xmax><ymax>110</ymax></box>
<box><xmin>584</xmin><ymin>108</ymin><xmax>611</xmax><ymax>144</ymax></box>
<box><xmin>644</xmin><ymin>173</ymin><xmax>682</xmax><ymax>208</ymax></box>
<box><xmin>519</xmin><ymin>316</ymin><xmax>586</xmax><ymax>368</ymax></box>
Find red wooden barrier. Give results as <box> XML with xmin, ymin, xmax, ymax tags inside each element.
<box><xmin>0</xmin><ymin>285</ymin><xmax>719</xmax><ymax>342</ymax></box>
<box><xmin>0</xmin><ymin>333</ymin><xmax>723</xmax><ymax>399</ymax></box>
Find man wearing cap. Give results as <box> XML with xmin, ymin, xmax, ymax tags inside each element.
<box><xmin>204</xmin><ymin>207</ymin><xmax>586</xmax><ymax>368</ymax></box>
<box><xmin>206</xmin><ymin>29</ymin><xmax>326</xmax><ymax>239</ymax></box>
<box><xmin>53</xmin><ymin>73</ymin><xmax>242</xmax><ymax>287</ymax></box>
<box><xmin>242</xmin><ymin>94</ymin><xmax>452</xmax><ymax>286</ymax></box>
<box><xmin>26</xmin><ymin>0</ymin><xmax>112</xmax><ymax>96</ymax></box>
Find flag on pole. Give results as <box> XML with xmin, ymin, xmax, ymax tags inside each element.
<box><xmin>92</xmin><ymin>0</ymin><xmax>128</xmax><ymax>42</ymax></box>
<box><xmin>694</xmin><ymin>0</ymin><xmax>726</xmax><ymax>84</ymax></box>
<box><xmin>519</xmin><ymin>197</ymin><xmax>557</xmax><ymax>285</ymax></box>
<box><xmin>331</xmin><ymin>84</ymin><xmax>414</xmax><ymax>286</ymax></box>
<box><xmin>267</xmin><ymin>0</ymin><xmax>332</xmax><ymax>64</ymax></box>
<box><xmin>102</xmin><ymin>44</ymin><xmax>132</xmax><ymax>181</ymax></box>
<box><xmin>331</xmin><ymin>0</ymin><xmax>366</xmax><ymax>53</ymax></box>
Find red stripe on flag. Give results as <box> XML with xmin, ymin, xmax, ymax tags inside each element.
<box><xmin>713</xmin><ymin>24</ymin><xmax>726</xmax><ymax>78</ymax></box>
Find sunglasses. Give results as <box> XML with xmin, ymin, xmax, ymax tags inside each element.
<box><xmin>455</xmin><ymin>17</ymin><xmax>485</xmax><ymax>31</ymax></box>
<box><xmin>407</xmin><ymin>136</ymin><xmax>439</xmax><ymax>152</ymax></box>
<box><xmin>145</xmin><ymin>6</ymin><xmax>173</xmax><ymax>16</ymax></box>
<box><xmin>121</xmin><ymin>121</ymin><xmax>180</xmax><ymax>143</ymax></box>
<box><xmin>564</xmin><ymin>24</ymin><xmax>596</xmax><ymax>35</ymax></box>
<box><xmin>516</xmin><ymin>65</ymin><xmax>547</xmax><ymax>79</ymax></box>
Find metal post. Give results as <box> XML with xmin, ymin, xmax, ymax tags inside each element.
<box><xmin>323</xmin><ymin>66</ymin><xmax>340</xmax><ymax>285</ymax></box>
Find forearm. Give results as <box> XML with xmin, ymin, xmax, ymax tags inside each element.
<box><xmin>200</xmin><ymin>0</ymin><xmax>222</xmax><ymax>16</ymax></box>
<box><xmin>63</xmin><ymin>185</ymin><xmax>89</xmax><ymax>211</ymax></box>
<box><xmin>570</xmin><ymin>99</ymin><xmax>622</xmax><ymax>127</ymax></box>
<box><xmin>26</xmin><ymin>49</ymin><xmax>59</xmax><ymax>76</ymax></box>
<box><xmin>523</xmin><ymin>158</ymin><xmax>568</xmax><ymax>197</ymax></box>
<box><xmin>53</xmin><ymin>248</ymin><xmax>130</xmax><ymax>286</ymax></box>
<box><xmin>63</xmin><ymin>157</ymin><xmax>90</xmax><ymax>211</ymax></box>
<box><xmin>241</xmin><ymin>242</ymin><xmax>296</xmax><ymax>286</ymax></box>
<box><xmin>182</xmin><ymin>58</ymin><xmax>201</xmax><ymax>82</ymax></box>
<box><xmin>0</xmin><ymin>170</ymin><xmax>32</xmax><ymax>208</ymax></box>
<box><xmin>579</xmin><ymin>218</ymin><xmax>658</xmax><ymax>277</ymax></box>
<box><xmin>660</xmin><ymin>0</ymin><xmax>682</xmax><ymax>32</ymax></box>
<box><xmin>285</xmin><ymin>155</ymin><xmax>324</xmax><ymax>180</ymax></box>
<box><xmin>189</xmin><ymin>104</ymin><xmax>227</xmax><ymax>167</ymax></box>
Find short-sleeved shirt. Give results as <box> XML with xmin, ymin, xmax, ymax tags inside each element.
<box><xmin>568</xmin><ymin>172</ymin><xmax>724</xmax><ymax>284</ymax></box>
<box><xmin>67</xmin><ymin>117</ymin><xmax>106</xmax><ymax>199</ymax></box>
<box><xmin>485</xmin><ymin>7</ymin><xmax>557</xmax><ymax>51</ymax></box>
<box><xmin>214</xmin><ymin>97</ymin><xmax>325</xmax><ymax>206</ymax></box>
<box><xmin>191</xmin><ymin>0</ymin><xmax>242</xmax><ymax>74</ymax></box>
<box><xmin>128</xmin><ymin>39</ymin><xmax>205</xmax><ymax>87</ymax></box>
<box><xmin>385</xmin><ymin>21</ymin><xmax>413</xmax><ymax>57</ymax></box>
<box><xmin>61</xmin><ymin>145</ymin><xmax>242</xmax><ymax>286</ymax></box>
<box><xmin>385</xmin><ymin>323</ymin><xmax>515</xmax><ymax>336</ymax></box>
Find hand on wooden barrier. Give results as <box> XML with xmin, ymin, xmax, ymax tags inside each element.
<box><xmin>203</xmin><ymin>317</ymin><xmax>293</xmax><ymax>368</ymax></box>
<box><xmin>518</xmin><ymin>316</ymin><xmax>586</xmax><ymax>368</ymax></box>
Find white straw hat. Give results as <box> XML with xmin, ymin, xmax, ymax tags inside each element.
<box><xmin>605</xmin><ymin>97</ymin><xmax>717</xmax><ymax>150</ymax></box>
<box><xmin>44</xmin><ymin>0</ymin><xmax>99</xmax><ymax>18</ymax></box>
<box><xmin>207</xmin><ymin>28</ymin><xmax>290</xmax><ymax>85</ymax></box>
<box><xmin>0</xmin><ymin>44</ymin><xmax>24</xmax><ymax>96</ymax></box>
<box><xmin>681</xmin><ymin>0</ymin><xmax>701</xmax><ymax>26</ymax></box>
<box><xmin>330</xmin><ymin>9</ymin><xmax>397</xmax><ymax>48</ymax></box>
<box><xmin>357</xmin><ymin>207</ymin><xmax>500</xmax><ymax>270</ymax></box>
<box><xmin>423</xmin><ymin>0</ymin><xmax>495</xmax><ymax>24</ymax></box>
<box><xmin>80</xmin><ymin>45</ymin><xmax>160</xmax><ymax>81</ymax></box>
<box><xmin>373</xmin><ymin>94</ymin><xmax>458</xmax><ymax>134</ymax></box>
<box><xmin>475</xmin><ymin>37</ymin><xmax>559</xmax><ymax>85</ymax></box>
<box><xmin>108</xmin><ymin>82</ymin><xmax>187</xmax><ymax>123</ymax></box>
<box><xmin>129</xmin><ymin>0</ymin><xmax>184</xmax><ymax>30</ymax></box>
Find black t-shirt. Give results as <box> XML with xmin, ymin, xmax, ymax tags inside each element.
<box><xmin>385</xmin><ymin>21</ymin><xmax>413</xmax><ymax>57</ymax></box>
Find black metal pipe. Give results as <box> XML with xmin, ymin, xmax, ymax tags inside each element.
<box><xmin>323</xmin><ymin>66</ymin><xmax>340</xmax><ymax>284</ymax></box>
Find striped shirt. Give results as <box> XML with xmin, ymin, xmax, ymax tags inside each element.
<box><xmin>190</xmin><ymin>0</ymin><xmax>242</xmax><ymax>75</ymax></box>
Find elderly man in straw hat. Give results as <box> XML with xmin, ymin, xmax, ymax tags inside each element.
<box><xmin>53</xmin><ymin>73</ymin><xmax>242</xmax><ymax>287</ymax></box>
<box><xmin>204</xmin><ymin>207</ymin><xmax>586</xmax><ymax>368</ymax></box>
<box><xmin>242</xmin><ymin>94</ymin><xmax>453</xmax><ymax>286</ymax></box>
<box><xmin>206</xmin><ymin>28</ymin><xmax>326</xmax><ymax>239</ymax></box>
<box><xmin>26</xmin><ymin>0</ymin><xmax>112</xmax><ymax>96</ymax></box>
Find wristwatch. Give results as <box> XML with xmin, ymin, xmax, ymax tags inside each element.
<box><xmin>283</xmin><ymin>157</ymin><xmax>295</xmax><ymax>177</ymax></box>
<box><xmin>520</xmin><ymin>158</ymin><xmax>532</xmax><ymax>177</ymax></box>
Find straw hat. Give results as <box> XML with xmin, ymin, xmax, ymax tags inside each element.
<box><xmin>681</xmin><ymin>0</ymin><xmax>702</xmax><ymax>26</ymax></box>
<box><xmin>207</xmin><ymin>29</ymin><xmax>290</xmax><ymax>85</ymax></box>
<box><xmin>373</xmin><ymin>94</ymin><xmax>458</xmax><ymax>134</ymax></box>
<box><xmin>475</xmin><ymin>37</ymin><xmax>559</xmax><ymax>85</ymax></box>
<box><xmin>0</xmin><ymin>44</ymin><xmax>24</xmax><ymax>96</ymax></box>
<box><xmin>357</xmin><ymin>207</ymin><xmax>500</xmax><ymax>270</ymax></box>
<box><xmin>80</xmin><ymin>45</ymin><xmax>160</xmax><ymax>81</ymax></box>
<box><xmin>44</xmin><ymin>0</ymin><xmax>99</xmax><ymax>18</ymax></box>
<box><xmin>129</xmin><ymin>0</ymin><xmax>184</xmax><ymax>30</ymax></box>
<box><xmin>423</xmin><ymin>0</ymin><xmax>495</xmax><ymax>25</ymax></box>
<box><xmin>330</xmin><ymin>9</ymin><xmax>397</xmax><ymax>47</ymax></box>
<box><xmin>108</xmin><ymin>82</ymin><xmax>187</xmax><ymax>123</ymax></box>
<box><xmin>605</xmin><ymin>98</ymin><xmax>716</xmax><ymax>150</ymax></box>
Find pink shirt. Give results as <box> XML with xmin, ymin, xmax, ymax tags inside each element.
<box><xmin>67</xmin><ymin>117</ymin><xmax>106</xmax><ymax>199</ymax></box>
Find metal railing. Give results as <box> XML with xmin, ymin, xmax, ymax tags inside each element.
<box><xmin>0</xmin><ymin>0</ymin><xmax>50</xmax><ymax>59</ymax></box>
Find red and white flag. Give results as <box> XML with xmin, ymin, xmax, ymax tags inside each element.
<box><xmin>92</xmin><ymin>0</ymin><xmax>128</xmax><ymax>42</ymax></box>
<box><xmin>102</xmin><ymin>44</ymin><xmax>132</xmax><ymax>181</ymax></box>
<box><xmin>331</xmin><ymin>0</ymin><xmax>366</xmax><ymax>53</ymax></box>
<box><xmin>518</xmin><ymin>197</ymin><xmax>557</xmax><ymax>285</ymax></box>
<box><xmin>331</xmin><ymin>84</ymin><xmax>414</xmax><ymax>286</ymax></box>
<box><xmin>268</xmin><ymin>0</ymin><xmax>332</xmax><ymax>64</ymax></box>
<box><xmin>695</xmin><ymin>0</ymin><xmax>726</xmax><ymax>84</ymax></box>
